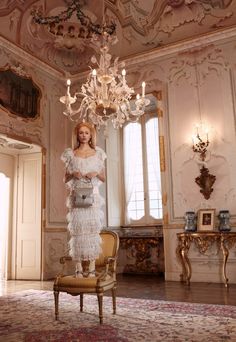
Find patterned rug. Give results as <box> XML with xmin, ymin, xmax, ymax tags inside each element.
<box><xmin>0</xmin><ymin>290</ymin><xmax>236</xmax><ymax>342</ymax></box>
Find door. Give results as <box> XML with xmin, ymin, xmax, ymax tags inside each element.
<box><xmin>16</xmin><ymin>153</ymin><xmax>42</xmax><ymax>279</ymax></box>
<box><xmin>0</xmin><ymin>153</ymin><xmax>14</xmax><ymax>279</ymax></box>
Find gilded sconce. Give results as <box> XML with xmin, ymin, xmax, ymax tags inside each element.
<box><xmin>192</xmin><ymin>127</ymin><xmax>216</xmax><ymax>200</ymax></box>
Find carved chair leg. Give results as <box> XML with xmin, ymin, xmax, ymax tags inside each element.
<box><xmin>54</xmin><ymin>290</ymin><xmax>59</xmax><ymax>320</ymax></box>
<box><xmin>111</xmin><ymin>286</ymin><xmax>116</xmax><ymax>314</ymax></box>
<box><xmin>97</xmin><ymin>292</ymin><xmax>103</xmax><ymax>324</ymax></box>
<box><xmin>80</xmin><ymin>294</ymin><xmax>83</xmax><ymax>312</ymax></box>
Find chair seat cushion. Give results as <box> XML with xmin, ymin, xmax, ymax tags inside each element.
<box><xmin>56</xmin><ymin>274</ymin><xmax>114</xmax><ymax>289</ymax></box>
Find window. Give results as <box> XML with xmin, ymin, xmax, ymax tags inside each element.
<box><xmin>123</xmin><ymin>113</ymin><xmax>163</xmax><ymax>225</ymax></box>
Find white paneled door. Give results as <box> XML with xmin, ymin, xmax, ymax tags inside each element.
<box><xmin>16</xmin><ymin>153</ymin><xmax>42</xmax><ymax>280</ymax></box>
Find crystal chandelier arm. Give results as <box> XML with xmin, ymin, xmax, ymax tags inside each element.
<box><xmin>63</xmin><ymin>101</ymin><xmax>80</xmax><ymax>119</ymax></box>
<box><xmin>60</xmin><ymin>88</ymin><xmax>84</xmax><ymax>120</ymax></box>
<box><xmin>79</xmin><ymin>96</ymin><xmax>94</xmax><ymax>116</ymax></box>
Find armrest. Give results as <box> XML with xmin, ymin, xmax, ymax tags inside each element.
<box><xmin>104</xmin><ymin>256</ymin><xmax>116</xmax><ymax>271</ymax></box>
<box><xmin>57</xmin><ymin>256</ymin><xmax>73</xmax><ymax>276</ymax></box>
<box><xmin>97</xmin><ymin>256</ymin><xmax>117</xmax><ymax>281</ymax></box>
<box><xmin>60</xmin><ymin>256</ymin><xmax>72</xmax><ymax>264</ymax></box>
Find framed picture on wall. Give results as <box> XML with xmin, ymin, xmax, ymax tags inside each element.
<box><xmin>197</xmin><ymin>209</ymin><xmax>216</xmax><ymax>231</ymax></box>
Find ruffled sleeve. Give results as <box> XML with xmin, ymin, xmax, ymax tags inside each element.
<box><xmin>95</xmin><ymin>146</ymin><xmax>107</xmax><ymax>162</ymax></box>
<box><xmin>61</xmin><ymin>148</ymin><xmax>74</xmax><ymax>173</ymax></box>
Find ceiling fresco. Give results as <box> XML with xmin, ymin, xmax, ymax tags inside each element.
<box><xmin>0</xmin><ymin>0</ymin><xmax>235</xmax><ymax>75</ymax></box>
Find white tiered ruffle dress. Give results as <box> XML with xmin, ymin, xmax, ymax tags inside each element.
<box><xmin>61</xmin><ymin>147</ymin><xmax>106</xmax><ymax>262</ymax></box>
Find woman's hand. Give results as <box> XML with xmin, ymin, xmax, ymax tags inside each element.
<box><xmin>64</xmin><ymin>170</ymin><xmax>84</xmax><ymax>183</ymax></box>
<box><xmin>73</xmin><ymin>171</ymin><xmax>83</xmax><ymax>179</ymax></box>
<box><xmin>64</xmin><ymin>173</ymin><xmax>73</xmax><ymax>183</ymax></box>
<box><xmin>85</xmin><ymin>170</ymin><xmax>105</xmax><ymax>182</ymax></box>
<box><xmin>85</xmin><ymin>172</ymin><xmax>98</xmax><ymax>180</ymax></box>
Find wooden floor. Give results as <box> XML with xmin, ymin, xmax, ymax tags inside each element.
<box><xmin>1</xmin><ymin>274</ymin><xmax>236</xmax><ymax>306</ymax></box>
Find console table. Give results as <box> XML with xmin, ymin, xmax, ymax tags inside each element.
<box><xmin>119</xmin><ymin>235</ymin><xmax>164</xmax><ymax>274</ymax></box>
<box><xmin>176</xmin><ymin>232</ymin><xmax>236</xmax><ymax>287</ymax></box>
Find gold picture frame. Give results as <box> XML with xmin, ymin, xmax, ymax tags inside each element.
<box><xmin>197</xmin><ymin>209</ymin><xmax>216</xmax><ymax>231</ymax></box>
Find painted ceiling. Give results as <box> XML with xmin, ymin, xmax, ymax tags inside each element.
<box><xmin>0</xmin><ymin>0</ymin><xmax>235</xmax><ymax>75</ymax></box>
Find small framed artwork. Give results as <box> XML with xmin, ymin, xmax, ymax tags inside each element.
<box><xmin>197</xmin><ymin>209</ymin><xmax>216</xmax><ymax>231</ymax></box>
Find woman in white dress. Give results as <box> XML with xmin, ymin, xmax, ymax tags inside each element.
<box><xmin>61</xmin><ymin>122</ymin><xmax>106</xmax><ymax>277</ymax></box>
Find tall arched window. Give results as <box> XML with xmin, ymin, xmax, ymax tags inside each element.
<box><xmin>123</xmin><ymin>113</ymin><xmax>163</xmax><ymax>225</ymax></box>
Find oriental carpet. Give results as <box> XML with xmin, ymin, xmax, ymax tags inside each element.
<box><xmin>0</xmin><ymin>290</ymin><xmax>235</xmax><ymax>341</ymax></box>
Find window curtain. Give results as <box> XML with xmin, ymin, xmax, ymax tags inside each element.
<box><xmin>146</xmin><ymin>118</ymin><xmax>162</xmax><ymax>216</ymax></box>
<box><xmin>123</xmin><ymin>123</ymin><xmax>142</xmax><ymax>224</ymax></box>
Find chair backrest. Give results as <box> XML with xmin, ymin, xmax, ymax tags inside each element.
<box><xmin>96</xmin><ymin>230</ymin><xmax>119</xmax><ymax>266</ymax></box>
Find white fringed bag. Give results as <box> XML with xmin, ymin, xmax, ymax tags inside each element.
<box><xmin>72</xmin><ymin>179</ymin><xmax>94</xmax><ymax>208</ymax></box>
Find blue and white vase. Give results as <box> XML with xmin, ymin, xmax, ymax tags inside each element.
<box><xmin>218</xmin><ymin>210</ymin><xmax>231</xmax><ymax>232</ymax></box>
<box><xmin>184</xmin><ymin>211</ymin><xmax>197</xmax><ymax>232</ymax></box>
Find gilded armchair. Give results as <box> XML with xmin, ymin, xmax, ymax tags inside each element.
<box><xmin>53</xmin><ymin>230</ymin><xmax>119</xmax><ymax>324</ymax></box>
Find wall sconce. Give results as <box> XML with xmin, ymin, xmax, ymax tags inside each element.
<box><xmin>192</xmin><ymin>132</ymin><xmax>209</xmax><ymax>162</ymax></box>
<box><xmin>192</xmin><ymin>124</ymin><xmax>216</xmax><ymax>200</ymax></box>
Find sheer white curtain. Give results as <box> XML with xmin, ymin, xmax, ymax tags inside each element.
<box><xmin>123</xmin><ymin>123</ymin><xmax>143</xmax><ymax>224</ymax></box>
<box><xmin>146</xmin><ymin>118</ymin><xmax>162</xmax><ymax>219</ymax></box>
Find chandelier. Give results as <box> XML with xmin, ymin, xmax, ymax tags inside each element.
<box><xmin>32</xmin><ymin>0</ymin><xmax>150</xmax><ymax>129</ymax></box>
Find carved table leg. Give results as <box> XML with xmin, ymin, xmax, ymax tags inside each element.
<box><xmin>176</xmin><ymin>236</ymin><xmax>191</xmax><ymax>285</ymax></box>
<box><xmin>176</xmin><ymin>244</ymin><xmax>186</xmax><ymax>282</ymax></box>
<box><xmin>221</xmin><ymin>236</ymin><xmax>229</xmax><ymax>288</ymax></box>
<box><xmin>181</xmin><ymin>247</ymin><xmax>191</xmax><ymax>285</ymax></box>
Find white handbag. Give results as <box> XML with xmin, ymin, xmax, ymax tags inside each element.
<box><xmin>72</xmin><ymin>179</ymin><xmax>94</xmax><ymax>208</ymax></box>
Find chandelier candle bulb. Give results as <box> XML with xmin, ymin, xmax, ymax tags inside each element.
<box><xmin>122</xmin><ymin>69</ymin><xmax>126</xmax><ymax>82</ymax></box>
<box><xmin>142</xmin><ymin>82</ymin><xmax>146</xmax><ymax>97</ymax></box>
<box><xmin>136</xmin><ymin>94</ymin><xmax>140</xmax><ymax>100</ymax></box>
<box><xmin>92</xmin><ymin>69</ymin><xmax>97</xmax><ymax>87</ymax></box>
<box><xmin>67</xmin><ymin>79</ymin><xmax>71</xmax><ymax>95</ymax></box>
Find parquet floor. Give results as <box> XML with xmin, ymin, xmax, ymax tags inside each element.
<box><xmin>1</xmin><ymin>274</ymin><xmax>236</xmax><ymax>306</ymax></box>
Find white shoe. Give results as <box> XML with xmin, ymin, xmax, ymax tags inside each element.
<box><xmin>75</xmin><ymin>271</ymin><xmax>84</xmax><ymax>278</ymax></box>
<box><xmin>87</xmin><ymin>270</ymin><xmax>96</xmax><ymax>278</ymax></box>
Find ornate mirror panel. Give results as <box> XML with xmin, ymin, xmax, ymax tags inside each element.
<box><xmin>0</xmin><ymin>69</ymin><xmax>41</xmax><ymax>119</ymax></box>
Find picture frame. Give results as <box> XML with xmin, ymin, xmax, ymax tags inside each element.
<box><xmin>197</xmin><ymin>209</ymin><xmax>216</xmax><ymax>231</ymax></box>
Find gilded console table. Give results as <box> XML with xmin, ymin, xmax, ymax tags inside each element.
<box><xmin>176</xmin><ymin>232</ymin><xmax>236</xmax><ymax>287</ymax></box>
<box><xmin>120</xmin><ymin>235</ymin><xmax>164</xmax><ymax>274</ymax></box>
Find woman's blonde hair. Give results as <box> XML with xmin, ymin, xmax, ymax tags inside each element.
<box><xmin>72</xmin><ymin>121</ymin><xmax>96</xmax><ymax>149</ymax></box>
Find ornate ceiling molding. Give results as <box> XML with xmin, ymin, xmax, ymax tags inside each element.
<box><xmin>120</xmin><ymin>26</ymin><xmax>236</xmax><ymax>69</ymax></box>
<box><xmin>145</xmin><ymin>0</ymin><xmax>234</xmax><ymax>34</ymax></box>
<box><xmin>168</xmin><ymin>44</ymin><xmax>229</xmax><ymax>85</ymax></box>
<box><xmin>0</xmin><ymin>35</ymin><xmax>64</xmax><ymax>79</ymax></box>
<box><xmin>0</xmin><ymin>1</ymin><xmax>235</xmax><ymax>74</ymax></box>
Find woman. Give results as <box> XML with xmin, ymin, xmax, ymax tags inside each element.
<box><xmin>61</xmin><ymin>122</ymin><xmax>106</xmax><ymax>277</ymax></box>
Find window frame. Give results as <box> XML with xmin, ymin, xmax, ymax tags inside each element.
<box><xmin>121</xmin><ymin>110</ymin><xmax>163</xmax><ymax>227</ymax></box>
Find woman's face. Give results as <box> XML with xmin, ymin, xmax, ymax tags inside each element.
<box><xmin>77</xmin><ymin>126</ymin><xmax>91</xmax><ymax>144</ymax></box>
